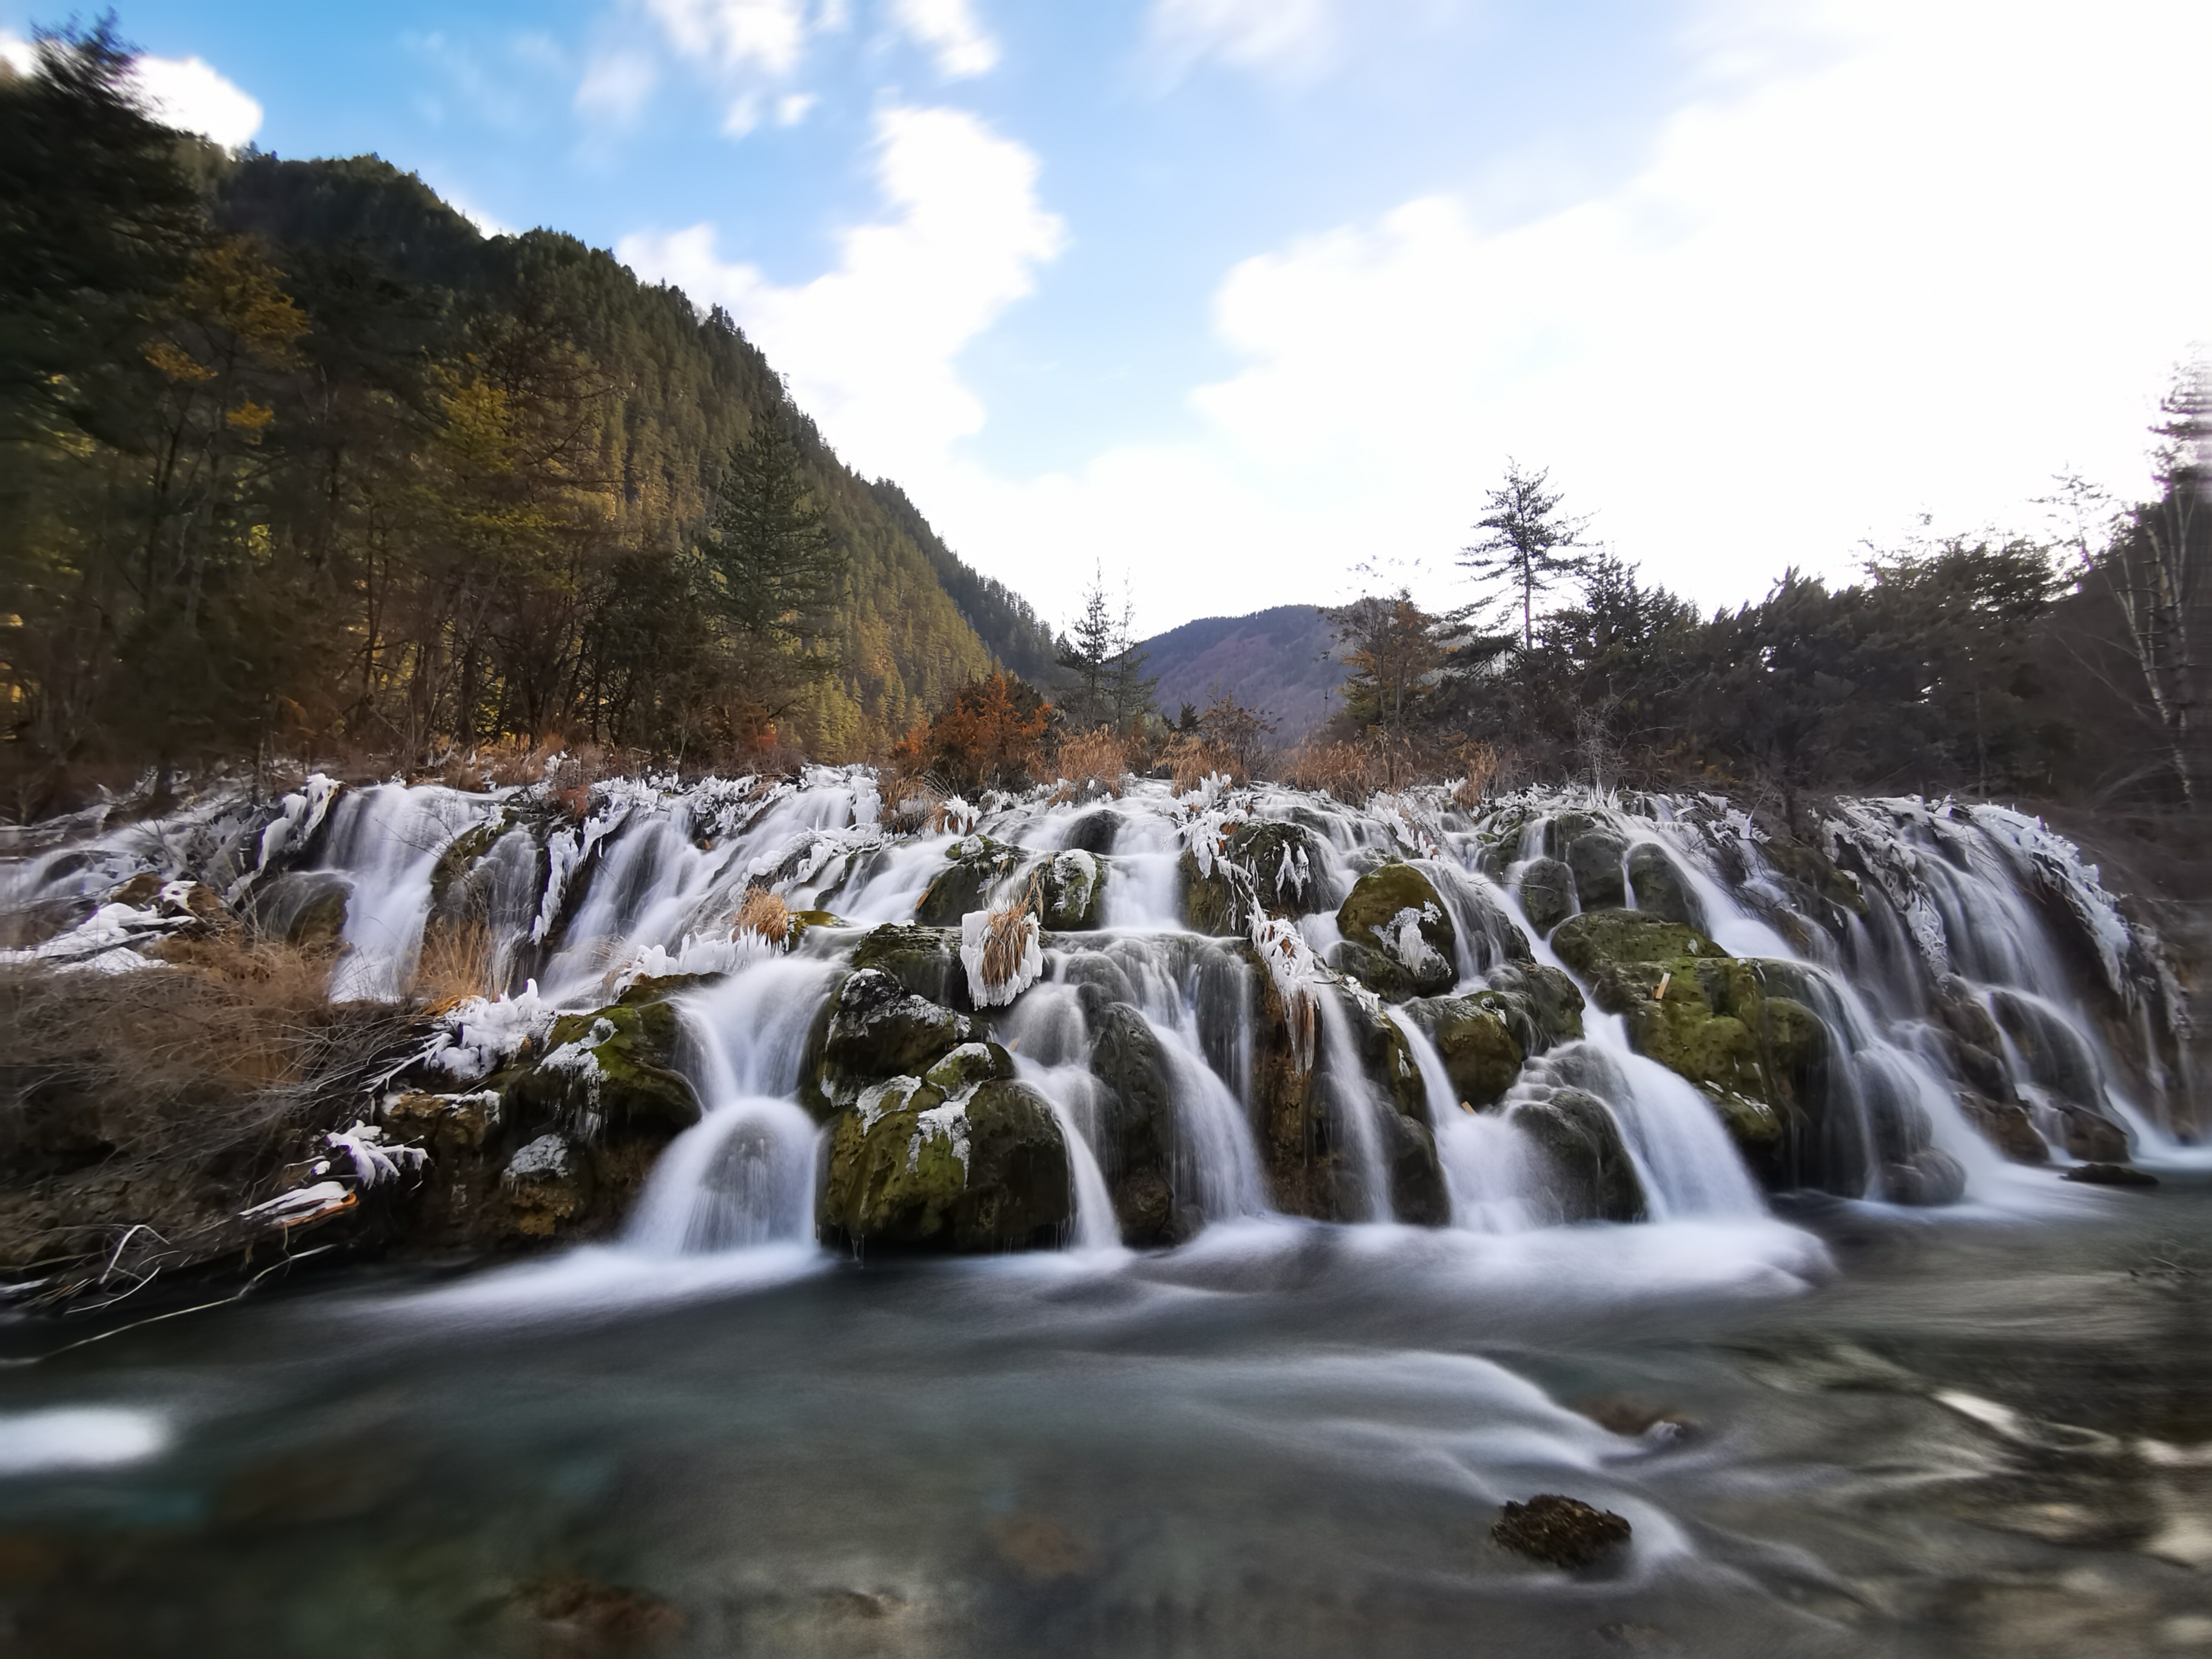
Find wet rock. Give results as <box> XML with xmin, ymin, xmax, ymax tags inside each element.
<box><xmin>509</xmin><ymin>1575</ymin><xmax>687</xmax><ymax>1651</ymax></box>
<box><xmin>501</xmin><ymin>1133</ymin><xmax>591</xmax><ymax>1238</ymax></box>
<box><xmin>2063</xmin><ymin>1161</ymin><xmax>2159</xmax><ymax>1188</ymax></box>
<box><xmin>243</xmin><ymin>869</ymin><xmax>350</xmax><ymax>949</ymax></box>
<box><xmin>1882</xmin><ymin>1146</ymin><xmax>1968</xmax><ymax>1205</ymax></box>
<box><xmin>1515</xmin><ymin>856</ymin><xmax>1577</xmax><ymax>937</ymax></box>
<box><xmin>1492</xmin><ymin>1494</ymin><xmax>1632</xmax><ymax>1570</ymax></box>
<box><xmin>2056</xmin><ymin>1103</ymin><xmax>2131</xmax><ymax>1165</ymax></box>
<box><xmin>1512</xmin><ymin>1088</ymin><xmax>1647</xmax><ymax>1222</ymax></box>
<box><xmin>923</xmin><ymin>1040</ymin><xmax>1016</xmax><ymax>1094</ymax></box>
<box><xmin>383</xmin><ymin>1089</ymin><xmax>500</xmax><ymax>1154</ymax></box>
<box><xmin>1088</xmin><ymin>1002</ymin><xmax>1187</xmax><ymax>1245</ymax></box>
<box><xmin>1957</xmin><ymin>1092</ymin><xmax>2049</xmax><ymax>1164</ymax></box>
<box><xmin>1572</xmin><ymin>1396</ymin><xmax>1699</xmax><ymax>1440</ymax></box>
<box><xmin>819</xmin><ymin>968</ymin><xmax>974</xmax><ymax>1103</ymax></box>
<box><xmin>914</xmin><ymin>836</ymin><xmax>1025</xmax><ymax>927</ymax></box>
<box><xmin>1062</xmin><ymin>809</ymin><xmax>1118</xmax><ymax>854</ymax></box>
<box><xmin>818</xmin><ymin>1076</ymin><xmax>1071</xmax><ymax>1252</ymax></box>
<box><xmin>1478</xmin><ymin>963</ymin><xmax>1585</xmax><ymax>1057</ymax></box>
<box><xmin>1328</xmin><ymin>937</ymin><xmax>1418</xmax><ymax>1004</ymax></box>
<box><xmin>850</xmin><ymin>924</ymin><xmax>966</xmax><ymax>1008</ymax></box>
<box><xmin>1040</xmin><ymin>849</ymin><xmax>1105</xmax><ymax>931</ymax></box>
<box><xmin>498</xmin><ymin>999</ymin><xmax>701</xmax><ymax>1137</ymax></box>
<box><xmin>1402</xmin><ymin>995</ymin><xmax>1524</xmax><ymax>1109</ymax></box>
<box><xmin>1564</xmin><ymin>830</ymin><xmax>1629</xmax><ymax>910</ymax></box>
<box><xmin>1626</xmin><ymin>842</ymin><xmax>1706</xmax><ymax>930</ymax></box>
<box><xmin>1336</xmin><ymin>861</ymin><xmax>1456</xmax><ymax>999</ymax></box>
<box><xmin>1344</xmin><ymin>999</ymin><xmax>1450</xmax><ymax>1224</ymax></box>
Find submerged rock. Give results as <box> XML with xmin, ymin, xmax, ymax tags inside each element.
<box><xmin>1492</xmin><ymin>1494</ymin><xmax>1632</xmax><ymax>1570</ymax></box>
<box><xmin>1087</xmin><ymin>1001</ymin><xmax>1185</xmax><ymax>1245</ymax></box>
<box><xmin>1335</xmin><ymin>861</ymin><xmax>1456</xmax><ymax>1000</ymax></box>
<box><xmin>1511</xmin><ymin>1088</ymin><xmax>1647</xmax><ymax>1222</ymax></box>
<box><xmin>2063</xmin><ymin>1161</ymin><xmax>2158</xmax><ymax>1188</ymax></box>
<box><xmin>818</xmin><ymin>1076</ymin><xmax>1071</xmax><ymax>1252</ymax></box>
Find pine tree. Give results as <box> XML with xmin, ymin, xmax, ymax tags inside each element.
<box><xmin>697</xmin><ymin>412</ymin><xmax>850</xmax><ymax>712</ymax></box>
<box><xmin>1461</xmin><ymin>460</ymin><xmax>1592</xmax><ymax>651</ymax></box>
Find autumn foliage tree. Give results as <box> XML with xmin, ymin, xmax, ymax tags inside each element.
<box><xmin>891</xmin><ymin>673</ymin><xmax>1053</xmax><ymax>792</ymax></box>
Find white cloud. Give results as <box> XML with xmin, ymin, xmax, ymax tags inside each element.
<box><xmin>1144</xmin><ymin>0</ymin><xmax>1340</xmax><ymax>84</ymax></box>
<box><xmin>775</xmin><ymin>90</ymin><xmax>817</xmax><ymax>124</ymax></box>
<box><xmin>576</xmin><ymin>49</ymin><xmax>659</xmax><ymax>121</ymax></box>
<box><xmin>129</xmin><ymin>52</ymin><xmax>264</xmax><ymax>148</ymax></box>
<box><xmin>644</xmin><ymin>0</ymin><xmax>815</xmax><ymax>76</ymax></box>
<box><xmin>2</xmin><ymin>33</ymin><xmax>264</xmax><ymax>149</ymax></box>
<box><xmin>889</xmin><ymin>0</ymin><xmax>1000</xmax><ymax>79</ymax></box>
<box><xmin>922</xmin><ymin>0</ymin><xmax>2212</xmax><ymax>631</ymax></box>
<box><xmin>618</xmin><ymin>104</ymin><xmax>1065</xmax><ymax>483</ymax></box>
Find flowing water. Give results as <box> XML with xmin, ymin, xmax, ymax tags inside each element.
<box><xmin>1</xmin><ymin>768</ymin><xmax>2204</xmax><ymax>1654</ymax></box>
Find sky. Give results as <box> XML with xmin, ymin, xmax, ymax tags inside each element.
<box><xmin>7</xmin><ymin>0</ymin><xmax>2208</xmax><ymax>638</ymax></box>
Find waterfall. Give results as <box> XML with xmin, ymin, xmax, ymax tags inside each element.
<box><xmin>1386</xmin><ymin>1008</ymin><xmax>1542</xmax><ymax>1232</ymax></box>
<box><xmin>7</xmin><ymin>768</ymin><xmax>2190</xmax><ymax>1262</ymax></box>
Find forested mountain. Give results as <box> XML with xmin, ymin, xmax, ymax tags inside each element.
<box><xmin>1140</xmin><ymin>606</ymin><xmax>1349</xmax><ymax>742</ymax></box>
<box><xmin>0</xmin><ymin>28</ymin><xmax>1044</xmax><ymax>811</ymax></box>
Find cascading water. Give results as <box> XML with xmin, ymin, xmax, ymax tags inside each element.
<box><xmin>4</xmin><ymin>763</ymin><xmax>2191</xmax><ymax>1269</ymax></box>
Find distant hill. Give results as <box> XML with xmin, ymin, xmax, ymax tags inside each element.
<box><xmin>1140</xmin><ymin>606</ymin><xmax>1348</xmax><ymax>744</ymax></box>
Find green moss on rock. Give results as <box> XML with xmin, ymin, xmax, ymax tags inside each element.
<box><xmin>818</xmin><ymin>1076</ymin><xmax>1071</xmax><ymax>1252</ymax></box>
<box><xmin>1336</xmin><ymin>861</ymin><xmax>1456</xmax><ymax>999</ymax></box>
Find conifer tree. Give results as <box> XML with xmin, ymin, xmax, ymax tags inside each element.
<box><xmin>697</xmin><ymin>412</ymin><xmax>850</xmax><ymax>709</ymax></box>
<box><xmin>1461</xmin><ymin>460</ymin><xmax>1592</xmax><ymax>651</ymax></box>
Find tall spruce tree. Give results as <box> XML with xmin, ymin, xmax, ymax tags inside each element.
<box><xmin>697</xmin><ymin>413</ymin><xmax>850</xmax><ymax>714</ymax></box>
<box><xmin>1461</xmin><ymin>460</ymin><xmax>1591</xmax><ymax>651</ymax></box>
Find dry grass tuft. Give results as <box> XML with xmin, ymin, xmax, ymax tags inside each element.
<box><xmin>1453</xmin><ymin>743</ymin><xmax>1506</xmax><ymax>811</ymax></box>
<box><xmin>734</xmin><ymin>886</ymin><xmax>791</xmax><ymax>943</ymax></box>
<box><xmin>1056</xmin><ymin>728</ymin><xmax>1128</xmax><ymax>796</ymax></box>
<box><xmin>409</xmin><ymin>914</ymin><xmax>497</xmax><ymax>1013</ymax></box>
<box><xmin>976</xmin><ymin>871</ymin><xmax>1043</xmax><ymax>997</ymax></box>
<box><xmin>1164</xmin><ymin>734</ymin><xmax>1241</xmax><ymax>791</ymax></box>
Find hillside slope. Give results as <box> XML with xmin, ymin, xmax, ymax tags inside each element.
<box><xmin>1141</xmin><ymin>605</ymin><xmax>1348</xmax><ymax>743</ymax></box>
<box><xmin>220</xmin><ymin>155</ymin><xmax>1012</xmax><ymax>757</ymax></box>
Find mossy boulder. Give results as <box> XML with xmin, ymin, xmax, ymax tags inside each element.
<box><xmin>1336</xmin><ymin>861</ymin><xmax>1456</xmax><ymax>999</ymax></box>
<box><xmin>1403</xmin><ymin>995</ymin><xmax>1524</xmax><ymax>1110</ymax></box>
<box><xmin>1040</xmin><ymin>849</ymin><xmax>1105</xmax><ymax>931</ymax></box>
<box><xmin>914</xmin><ymin>836</ymin><xmax>1026</xmax><ymax>926</ymax></box>
<box><xmin>923</xmin><ymin>1040</ymin><xmax>1016</xmax><ymax>1094</ymax></box>
<box><xmin>1626</xmin><ymin>843</ymin><xmax>1705</xmax><ymax>930</ymax></box>
<box><xmin>1511</xmin><ymin>1088</ymin><xmax>1647</xmax><ymax>1222</ymax></box>
<box><xmin>1563</xmin><ymin>830</ymin><xmax>1627</xmax><ymax>910</ymax></box>
<box><xmin>850</xmin><ymin>923</ymin><xmax>966</xmax><ymax>1008</ymax></box>
<box><xmin>817</xmin><ymin>1076</ymin><xmax>1071</xmax><ymax>1253</ymax></box>
<box><xmin>819</xmin><ymin>968</ymin><xmax>974</xmax><ymax>1104</ymax></box>
<box><xmin>495</xmin><ymin>999</ymin><xmax>701</xmax><ymax>1137</ymax></box>
<box><xmin>1549</xmin><ymin>910</ymin><xmax>1838</xmax><ymax>1188</ymax></box>
<box><xmin>1179</xmin><ymin>821</ymin><xmax>1326</xmax><ymax>935</ymax></box>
